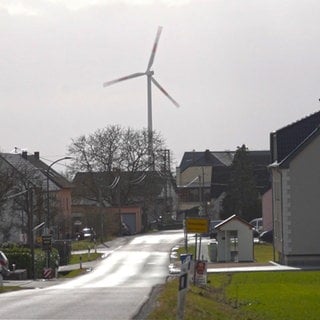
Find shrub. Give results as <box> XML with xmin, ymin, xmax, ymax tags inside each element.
<box><xmin>0</xmin><ymin>244</ymin><xmax>59</xmax><ymax>279</ymax></box>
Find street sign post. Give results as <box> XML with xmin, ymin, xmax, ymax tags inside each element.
<box><xmin>194</xmin><ymin>260</ymin><xmax>207</xmax><ymax>286</ymax></box>
<box><xmin>185</xmin><ymin>218</ymin><xmax>209</xmax><ymax>234</ymax></box>
<box><xmin>177</xmin><ymin>254</ymin><xmax>192</xmax><ymax>320</ymax></box>
<box><xmin>42</xmin><ymin>235</ymin><xmax>52</xmax><ymax>251</ymax></box>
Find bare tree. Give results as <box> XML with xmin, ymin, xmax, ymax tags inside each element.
<box><xmin>68</xmin><ymin>125</ymin><xmax>123</xmax><ymax>174</ymax></box>
<box><xmin>68</xmin><ymin>125</ymin><xmax>170</xmax><ymax>235</ymax></box>
<box><xmin>0</xmin><ymin>155</ymin><xmax>46</xmax><ymax>243</ymax></box>
<box><xmin>68</xmin><ymin>125</ymin><xmax>167</xmax><ymax>173</ymax></box>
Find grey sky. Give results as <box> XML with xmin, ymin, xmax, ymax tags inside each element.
<box><xmin>1</xmin><ymin>0</ymin><xmax>319</xmax><ymax>166</ymax></box>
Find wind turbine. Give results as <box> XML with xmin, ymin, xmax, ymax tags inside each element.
<box><xmin>103</xmin><ymin>26</ymin><xmax>180</xmax><ymax>164</ymax></box>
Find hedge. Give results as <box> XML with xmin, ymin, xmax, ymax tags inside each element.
<box><xmin>0</xmin><ymin>243</ymin><xmax>59</xmax><ymax>279</ymax></box>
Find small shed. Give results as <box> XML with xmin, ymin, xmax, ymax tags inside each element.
<box><xmin>215</xmin><ymin>214</ymin><xmax>254</xmax><ymax>262</ymax></box>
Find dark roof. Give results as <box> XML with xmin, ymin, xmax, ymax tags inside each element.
<box><xmin>179</xmin><ymin>150</ymin><xmax>228</xmax><ymax>171</ymax></box>
<box><xmin>270</xmin><ymin>110</ymin><xmax>320</xmax><ymax>163</ymax></box>
<box><xmin>26</xmin><ymin>154</ymin><xmax>73</xmax><ymax>189</ymax></box>
<box><xmin>1</xmin><ymin>152</ymin><xmax>73</xmax><ymax>190</ymax></box>
<box><xmin>178</xmin><ymin>149</ymin><xmax>271</xmax><ymax>195</ymax></box>
<box><xmin>272</xmin><ymin>126</ymin><xmax>320</xmax><ymax>169</ymax></box>
<box><xmin>179</xmin><ymin>150</ymin><xmax>270</xmax><ymax>172</ymax></box>
<box><xmin>0</xmin><ymin>153</ymin><xmax>48</xmax><ymax>189</ymax></box>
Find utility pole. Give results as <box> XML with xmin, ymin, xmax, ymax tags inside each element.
<box><xmin>26</xmin><ymin>187</ymin><xmax>35</xmax><ymax>279</ymax></box>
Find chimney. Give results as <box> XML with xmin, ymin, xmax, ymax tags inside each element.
<box><xmin>22</xmin><ymin>151</ymin><xmax>28</xmax><ymax>159</ymax></box>
<box><xmin>34</xmin><ymin>151</ymin><xmax>40</xmax><ymax>160</ymax></box>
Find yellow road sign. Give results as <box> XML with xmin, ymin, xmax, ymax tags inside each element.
<box><xmin>185</xmin><ymin>218</ymin><xmax>209</xmax><ymax>233</ymax></box>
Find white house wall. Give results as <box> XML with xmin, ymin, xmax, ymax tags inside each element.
<box><xmin>281</xmin><ymin>169</ymin><xmax>292</xmax><ymax>255</ymax></box>
<box><xmin>217</xmin><ymin>219</ymin><xmax>253</xmax><ymax>262</ymax></box>
<box><xmin>262</xmin><ymin>189</ymin><xmax>272</xmax><ymax>231</ymax></box>
<box><xmin>273</xmin><ymin>135</ymin><xmax>320</xmax><ymax>266</ymax></box>
<box><xmin>272</xmin><ymin>169</ymin><xmax>282</xmax><ymax>256</ymax></box>
<box><xmin>288</xmin><ymin>137</ymin><xmax>320</xmax><ymax>256</ymax></box>
<box><xmin>178</xmin><ymin>166</ymin><xmax>212</xmax><ymax>187</ymax></box>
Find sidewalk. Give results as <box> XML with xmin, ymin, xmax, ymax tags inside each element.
<box><xmin>169</xmin><ymin>237</ymin><xmax>320</xmax><ymax>274</ymax></box>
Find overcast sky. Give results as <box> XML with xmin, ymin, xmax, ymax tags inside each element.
<box><xmin>1</xmin><ymin>0</ymin><xmax>320</xmax><ymax>166</ymax></box>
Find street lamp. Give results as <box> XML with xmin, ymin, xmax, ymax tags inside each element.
<box><xmin>45</xmin><ymin>156</ymin><xmax>72</xmax><ymax>269</ymax></box>
<box><xmin>46</xmin><ymin>156</ymin><xmax>72</xmax><ymax>233</ymax></box>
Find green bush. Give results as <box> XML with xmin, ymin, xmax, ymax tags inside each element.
<box><xmin>33</xmin><ymin>248</ymin><xmax>60</xmax><ymax>278</ymax></box>
<box><xmin>0</xmin><ymin>244</ymin><xmax>32</xmax><ymax>276</ymax></box>
<box><xmin>0</xmin><ymin>244</ymin><xmax>59</xmax><ymax>279</ymax></box>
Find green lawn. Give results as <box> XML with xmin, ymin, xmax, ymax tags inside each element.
<box><xmin>148</xmin><ymin>271</ymin><xmax>320</xmax><ymax>320</ymax></box>
<box><xmin>69</xmin><ymin>252</ymin><xmax>101</xmax><ymax>264</ymax></box>
<box><xmin>148</xmin><ymin>243</ymin><xmax>319</xmax><ymax>319</ymax></box>
<box><xmin>71</xmin><ymin>240</ymin><xmax>97</xmax><ymax>251</ymax></box>
<box><xmin>216</xmin><ymin>271</ymin><xmax>320</xmax><ymax>320</ymax></box>
<box><xmin>253</xmin><ymin>243</ymin><xmax>273</xmax><ymax>263</ymax></box>
<box><xmin>0</xmin><ymin>286</ymin><xmax>23</xmax><ymax>294</ymax></box>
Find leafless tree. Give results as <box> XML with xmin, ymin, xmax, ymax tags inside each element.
<box><xmin>67</xmin><ymin>125</ymin><xmax>171</xmax><ymax>234</ymax></box>
<box><xmin>68</xmin><ymin>125</ymin><xmax>166</xmax><ymax>174</ymax></box>
<box><xmin>0</xmin><ymin>155</ymin><xmax>46</xmax><ymax>243</ymax></box>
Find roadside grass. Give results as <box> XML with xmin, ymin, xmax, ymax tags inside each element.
<box><xmin>71</xmin><ymin>240</ymin><xmax>97</xmax><ymax>251</ymax></box>
<box><xmin>0</xmin><ymin>286</ymin><xmax>23</xmax><ymax>294</ymax></box>
<box><xmin>69</xmin><ymin>252</ymin><xmax>102</xmax><ymax>264</ymax></box>
<box><xmin>223</xmin><ymin>271</ymin><xmax>320</xmax><ymax>319</ymax></box>
<box><xmin>148</xmin><ymin>243</ymin><xmax>320</xmax><ymax>319</ymax></box>
<box><xmin>253</xmin><ymin>242</ymin><xmax>273</xmax><ymax>263</ymax></box>
<box><xmin>58</xmin><ymin>251</ymin><xmax>102</xmax><ymax>278</ymax></box>
<box><xmin>148</xmin><ymin>271</ymin><xmax>320</xmax><ymax>320</ymax></box>
<box><xmin>58</xmin><ymin>268</ymin><xmax>87</xmax><ymax>278</ymax></box>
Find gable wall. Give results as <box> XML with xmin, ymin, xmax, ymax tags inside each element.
<box><xmin>179</xmin><ymin>166</ymin><xmax>212</xmax><ymax>187</ymax></box>
<box><xmin>288</xmin><ymin>136</ymin><xmax>320</xmax><ymax>255</ymax></box>
<box><xmin>262</xmin><ymin>189</ymin><xmax>272</xmax><ymax>231</ymax></box>
<box><xmin>272</xmin><ymin>168</ymin><xmax>283</xmax><ymax>257</ymax></box>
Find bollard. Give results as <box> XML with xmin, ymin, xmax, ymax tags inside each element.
<box><xmin>79</xmin><ymin>255</ymin><xmax>82</xmax><ymax>269</ymax></box>
<box><xmin>12</xmin><ymin>264</ymin><xmax>16</xmax><ymax>272</ymax></box>
<box><xmin>87</xmin><ymin>246</ymin><xmax>91</xmax><ymax>261</ymax></box>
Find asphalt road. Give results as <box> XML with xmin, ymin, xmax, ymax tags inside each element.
<box><xmin>0</xmin><ymin>230</ymin><xmax>185</xmax><ymax>320</ymax></box>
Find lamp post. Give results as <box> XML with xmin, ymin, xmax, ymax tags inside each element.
<box><xmin>45</xmin><ymin>156</ymin><xmax>72</xmax><ymax>268</ymax></box>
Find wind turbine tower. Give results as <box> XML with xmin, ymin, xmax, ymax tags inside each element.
<box><xmin>103</xmin><ymin>26</ymin><xmax>180</xmax><ymax>165</ymax></box>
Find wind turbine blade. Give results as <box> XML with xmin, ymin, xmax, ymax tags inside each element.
<box><xmin>103</xmin><ymin>72</ymin><xmax>145</xmax><ymax>87</ymax></box>
<box><xmin>146</xmin><ymin>26</ymin><xmax>163</xmax><ymax>72</ymax></box>
<box><xmin>151</xmin><ymin>77</ymin><xmax>180</xmax><ymax>107</ymax></box>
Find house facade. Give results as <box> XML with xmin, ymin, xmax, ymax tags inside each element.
<box><xmin>262</xmin><ymin>188</ymin><xmax>272</xmax><ymax>232</ymax></box>
<box><xmin>71</xmin><ymin>170</ymin><xmax>177</xmax><ymax>237</ymax></box>
<box><xmin>24</xmin><ymin>152</ymin><xmax>73</xmax><ymax>239</ymax></box>
<box><xmin>270</xmin><ymin>110</ymin><xmax>320</xmax><ymax>266</ymax></box>
<box><xmin>215</xmin><ymin>214</ymin><xmax>254</xmax><ymax>262</ymax></box>
<box><xmin>0</xmin><ymin>151</ymin><xmax>73</xmax><ymax>242</ymax></box>
<box><xmin>176</xmin><ymin>149</ymin><xmax>270</xmax><ymax>221</ymax></box>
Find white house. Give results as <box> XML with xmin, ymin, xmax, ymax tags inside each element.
<box><xmin>270</xmin><ymin>110</ymin><xmax>320</xmax><ymax>266</ymax></box>
<box><xmin>215</xmin><ymin>214</ymin><xmax>254</xmax><ymax>262</ymax></box>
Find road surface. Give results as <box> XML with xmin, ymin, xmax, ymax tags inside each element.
<box><xmin>0</xmin><ymin>230</ymin><xmax>184</xmax><ymax>320</ymax></box>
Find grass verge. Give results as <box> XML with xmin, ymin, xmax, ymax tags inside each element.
<box><xmin>148</xmin><ymin>271</ymin><xmax>320</xmax><ymax>320</ymax></box>
<box><xmin>0</xmin><ymin>286</ymin><xmax>24</xmax><ymax>294</ymax></box>
<box><xmin>69</xmin><ymin>252</ymin><xmax>102</xmax><ymax>264</ymax></box>
<box><xmin>148</xmin><ymin>243</ymin><xmax>319</xmax><ymax>319</ymax></box>
<box><xmin>147</xmin><ymin>271</ymin><xmax>320</xmax><ymax>320</ymax></box>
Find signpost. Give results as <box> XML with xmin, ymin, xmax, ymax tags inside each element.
<box><xmin>42</xmin><ymin>235</ymin><xmax>52</xmax><ymax>251</ymax></box>
<box><xmin>185</xmin><ymin>218</ymin><xmax>209</xmax><ymax>234</ymax></box>
<box><xmin>194</xmin><ymin>260</ymin><xmax>207</xmax><ymax>286</ymax></box>
<box><xmin>177</xmin><ymin>254</ymin><xmax>192</xmax><ymax>320</ymax></box>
